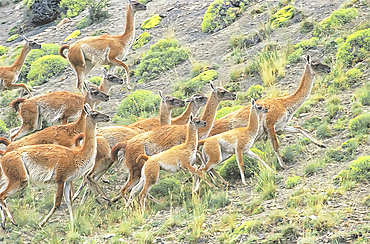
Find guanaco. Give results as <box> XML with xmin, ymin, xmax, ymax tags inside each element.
<box><xmin>0</xmin><ymin>105</ymin><xmax>110</xmax><ymax>229</ymax></box>
<box><xmin>128</xmin><ymin>91</ymin><xmax>186</xmax><ymax>132</ymax></box>
<box><xmin>127</xmin><ymin>114</ymin><xmax>215</xmax><ymax>213</ymax></box>
<box><xmin>110</xmin><ymin>82</ymin><xmax>237</xmax><ymax>203</ymax></box>
<box><xmin>9</xmin><ymin>82</ymin><xmax>109</xmax><ymax>141</ymax></box>
<box><xmin>59</xmin><ymin>1</ymin><xmax>147</xmax><ymax>92</ymax></box>
<box><xmin>94</xmin><ymin>68</ymin><xmax>123</xmax><ymax>106</ymax></box>
<box><xmin>0</xmin><ymin>36</ymin><xmax>41</xmax><ymax>96</ymax></box>
<box><xmin>195</xmin><ymin>99</ymin><xmax>270</xmax><ymax>190</ymax></box>
<box><xmin>72</xmin><ymin>94</ymin><xmax>207</xmax><ymax>202</ymax></box>
<box><xmin>209</xmin><ymin>55</ymin><xmax>331</xmax><ymax>169</ymax></box>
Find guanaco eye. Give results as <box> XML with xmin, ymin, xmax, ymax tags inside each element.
<box><xmin>221</xmin><ymin>91</ymin><xmax>226</xmax><ymax>94</ymax></box>
<box><xmin>92</xmin><ymin>91</ymin><xmax>98</xmax><ymax>95</ymax></box>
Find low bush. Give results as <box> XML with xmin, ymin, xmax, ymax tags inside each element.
<box><xmin>300</xmin><ymin>20</ymin><xmax>314</xmax><ymax>34</ymax></box>
<box><xmin>353</xmin><ymin>84</ymin><xmax>370</xmax><ymax>106</ymax></box>
<box><xmin>141</xmin><ymin>14</ymin><xmax>162</xmax><ymax>30</ymax></box>
<box><xmin>246</xmin><ymin>85</ymin><xmax>265</xmax><ymax>101</ymax></box>
<box><xmin>89</xmin><ymin>76</ymin><xmax>102</xmax><ymax>86</ymax></box>
<box><xmin>336</xmin><ymin>28</ymin><xmax>370</xmax><ymax>67</ymax></box>
<box><xmin>334</xmin><ymin>156</ymin><xmax>370</xmax><ymax>184</ymax></box>
<box><xmin>173</xmin><ymin>70</ymin><xmax>218</xmax><ymax>97</ymax></box>
<box><xmin>269</xmin><ymin>5</ymin><xmax>296</xmax><ymax>29</ymax></box>
<box><xmin>218</xmin><ymin>148</ymin><xmax>265</xmax><ymax>181</ymax></box>
<box><xmin>294</xmin><ymin>37</ymin><xmax>319</xmax><ymax>50</ymax></box>
<box><xmin>201</xmin><ymin>0</ymin><xmax>249</xmax><ymax>33</ymax></box>
<box><xmin>135</xmin><ymin>38</ymin><xmax>189</xmax><ymax>83</ymax></box>
<box><xmin>132</xmin><ymin>32</ymin><xmax>152</xmax><ymax>51</ymax></box>
<box><xmin>6</xmin><ymin>34</ymin><xmax>19</xmax><ymax>42</ymax></box>
<box><xmin>0</xmin><ymin>45</ymin><xmax>8</xmax><ymax>56</ymax></box>
<box><xmin>285</xmin><ymin>175</ymin><xmax>301</xmax><ymax>189</ymax></box>
<box><xmin>150</xmin><ymin>177</ymin><xmax>180</xmax><ymax>199</ymax></box>
<box><xmin>316</xmin><ymin>122</ymin><xmax>333</xmax><ymax>139</ymax></box>
<box><xmin>287</xmin><ymin>47</ymin><xmax>303</xmax><ymax>64</ymax></box>
<box><xmin>114</xmin><ymin>89</ymin><xmax>161</xmax><ymax>123</ymax></box>
<box><xmin>313</xmin><ymin>8</ymin><xmax>358</xmax><ymax>37</ymax></box>
<box><xmin>27</xmin><ymin>55</ymin><xmax>67</xmax><ymax>86</ymax></box>
<box><xmin>59</xmin><ymin>0</ymin><xmax>90</xmax><ymax>18</ymax></box>
<box><xmin>0</xmin><ymin>119</ymin><xmax>7</xmax><ymax>135</ymax></box>
<box><xmin>325</xmin><ymin>138</ymin><xmax>358</xmax><ymax>163</ymax></box>
<box><xmin>216</xmin><ymin>105</ymin><xmax>243</xmax><ymax>119</ymax></box>
<box><xmin>348</xmin><ymin>113</ymin><xmax>370</xmax><ymax>136</ymax></box>
<box><xmin>65</xmin><ymin>30</ymin><xmax>81</xmax><ymax>42</ymax></box>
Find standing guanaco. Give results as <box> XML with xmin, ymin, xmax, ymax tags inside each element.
<box><xmin>195</xmin><ymin>99</ymin><xmax>269</xmax><ymax>190</ymax></box>
<box><xmin>0</xmin><ymin>105</ymin><xmax>110</xmax><ymax>229</ymax></box>
<box><xmin>59</xmin><ymin>1</ymin><xmax>147</xmax><ymax>92</ymax></box>
<box><xmin>127</xmin><ymin>114</ymin><xmax>214</xmax><ymax>213</ymax></box>
<box><xmin>110</xmin><ymin>82</ymin><xmax>237</xmax><ymax>203</ymax></box>
<box><xmin>209</xmin><ymin>55</ymin><xmax>331</xmax><ymax>169</ymax></box>
<box><xmin>0</xmin><ymin>36</ymin><xmax>41</xmax><ymax>96</ymax></box>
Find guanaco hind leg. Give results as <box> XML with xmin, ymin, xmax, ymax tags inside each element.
<box><xmin>279</xmin><ymin>126</ymin><xmax>326</xmax><ymax>148</ymax></box>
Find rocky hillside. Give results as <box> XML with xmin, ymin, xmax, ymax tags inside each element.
<box><xmin>0</xmin><ymin>0</ymin><xmax>370</xmax><ymax>243</ymax></box>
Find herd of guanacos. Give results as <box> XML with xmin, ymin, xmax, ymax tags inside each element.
<box><xmin>0</xmin><ymin>0</ymin><xmax>331</xmax><ymax>228</ymax></box>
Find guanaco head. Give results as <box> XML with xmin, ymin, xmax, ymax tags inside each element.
<box><xmin>251</xmin><ymin>98</ymin><xmax>268</xmax><ymax>115</ymax></box>
<box><xmin>159</xmin><ymin>90</ymin><xmax>186</xmax><ymax>109</ymax></box>
<box><xmin>101</xmin><ymin>68</ymin><xmax>124</xmax><ymax>85</ymax></box>
<box><xmin>83</xmin><ymin>104</ymin><xmax>110</xmax><ymax>123</ymax></box>
<box><xmin>189</xmin><ymin>113</ymin><xmax>207</xmax><ymax>129</ymax></box>
<box><xmin>128</xmin><ymin>0</ymin><xmax>147</xmax><ymax>12</ymax></box>
<box><xmin>185</xmin><ymin>94</ymin><xmax>208</xmax><ymax>108</ymax></box>
<box><xmin>23</xmin><ymin>35</ymin><xmax>41</xmax><ymax>50</ymax></box>
<box><xmin>210</xmin><ymin>81</ymin><xmax>237</xmax><ymax>101</ymax></box>
<box><xmin>304</xmin><ymin>55</ymin><xmax>331</xmax><ymax>75</ymax></box>
<box><xmin>84</xmin><ymin>81</ymin><xmax>110</xmax><ymax>103</ymax></box>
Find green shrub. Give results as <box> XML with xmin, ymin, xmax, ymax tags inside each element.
<box><xmin>255</xmin><ymin>168</ymin><xmax>276</xmax><ymax>200</ymax></box>
<box><xmin>303</xmin><ymin>116</ymin><xmax>322</xmax><ymax>132</ymax></box>
<box><xmin>294</xmin><ymin>37</ymin><xmax>319</xmax><ymax>50</ymax></box>
<box><xmin>20</xmin><ymin>43</ymin><xmax>61</xmax><ymax>82</ymax></box>
<box><xmin>77</xmin><ymin>16</ymin><xmax>92</xmax><ymax>30</ymax></box>
<box><xmin>138</xmin><ymin>0</ymin><xmax>151</xmax><ymax>3</ymax></box>
<box><xmin>246</xmin><ymin>85</ymin><xmax>264</xmax><ymax>101</ymax></box>
<box><xmin>114</xmin><ymin>90</ymin><xmax>160</xmax><ymax>123</ymax></box>
<box><xmin>304</xmin><ymin>160</ymin><xmax>324</xmax><ymax>176</ymax></box>
<box><xmin>151</xmin><ymin>177</ymin><xmax>180</xmax><ymax>198</ymax></box>
<box><xmin>88</xmin><ymin>0</ymin><xmax>110</xmax><ymax>23</ymax></box>
<box><xmin>0</xmin><ymin>45</ymin><xmax>8</xmax><ymax>56</ymax></box>
<box><xmin>287</xmin><ymin>47</ymin><xmax>303</xmax><ymax>64</ymax></box>
<box><xmin>65</xmin><ymin>30</ymin><xmax>81</xmax><ymax>42</ymax></box>
<box><xmin>190</xmin><ymin>62</ymin><xmax>209</xmax><ymax>78</ymax></box>
<box><xmin>353</xmin><ymin>85</ymin><xmax>370</xmax><ymax>106</ymax></box>
<box><xmin>300</xmin><ymin>20</ymin><xmax>314</xmax><ymax>34</ymax></box>
<box><xmin>334</xmin><ymin>156</ymin><xmax>370</xmax><ymax>184</ymax></box>
<box><xmin>316</xmin><ymin>122</ymin><xmax>333</xmax><ymax>139</ymax></box>
<box><xmin>201</xmin><ymin>0</ymin><xmax>249</xmax><ymax>33</ymax></box>
<box><xmin>281</xmin><ymin>143</ymin><xmax>303</xmax><ymax>164</ymax></box>
<box><xmin>216</xmin><ymin>105</ymin><xmax>243</xmax><ymax>119</ymax></box>
<box><xmin>270</xmin><ymin>5</ymin><xmax>296</xmax><ymax>29</ymax></box>
<box><xmin>218</xmin><ymin>148</ymin><xmax>265</xmax><ymax>181</ymax></box>
<box><xmin>336</xmin><ymin>28</ymin><xmax>370</xmax><ymax>67</ymax></box>
<box><xmin>89</xmin><ymin>76</ymin><xmax>102</xmax><ymax>86</ymax></box>
<box><xmin>285</xmin><ymin>175</ymin><xmax>301</xmax><ymax>189</ymax></box>
<box><xmin>0</xmin><ymin>119</ymin><xmax>8</xmax><ymax>134</ymax></box>
<box><xmin>345</xmin><ymin>68</ymin><xmax>363</xmax><ymax>83</ymax></box>
<box><xmin>6</xmin><ymin>34</ymin><xmax>19</xmax><ymax>42</ymax></box>
<box><xmin>141</xmin><ymin>14</ymin><xmax>162</xmax><ymax>30</ymax></box>
<box><xmin>313</xmin><ymin>8</ymin><xmax>358</xmax><ymax>37</ymax></box>
<box><xmin>325</xmin><ymin>139</ymin><xmax>358</xmax><ymax>163</ymax></box>
<box><xmin>348</xmin><ymin>113</ymin><xmax>370</xmax><ymax>136</ymax></box>
<box><xmin>294</xmin><ymin>99</ymin><xmax>315</xmax><ymax>117</ymax></box>
<box><xmin>27</xmin><ymin>55</ymin><xmax>67</xmax><ymax>86</ymax></box>
<box><xmin>173</xmin><ymin>70</ymin><xmax>218</xmax><ymax>97</ymax></box>
<box><xmin>132</xmin><ymin>32</ymin><xmax>152</xmax><ymax>51</ymax></box>
<box><xmin>59</xmin><ymin>0</ymin><xmax>90</xmax><ymax>18</ymax></box>
<box><xmin>135</xmin><ymin>38</ymin><xmax>189</xmax><ymax>83</ymax></box>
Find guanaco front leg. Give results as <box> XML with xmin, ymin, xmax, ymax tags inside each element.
<box><xmin>39</xmin><ymin>182</ymin><xmax>65</xmax><ymax>227</ymax></box>
<box><xmin>266</xmin><ymin>125</ymin><xmax>289</xmax><ymax>169</ymax></box>
<box><xmin>279</xmin><ymin>126</ymin><xmax>326</xmax><ymax>148</ymax></box>
<box><xmin>235</xmin><ymin>148</ymin><xmax>247</xmax><ymax>185</ymax></box>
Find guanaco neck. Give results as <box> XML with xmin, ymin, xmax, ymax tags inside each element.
<box><xmin>69</xmin><ymin>109</ymin><xmax>86</xmax><ymax>132</ymax></box>
<box><xmin>121</xmin><ymin>3</ymin><xmax>135</xmax><ymax>39</ymax></box>
<box><xmin>98</xmin><ymin>78</ymin><xmax>111</xmax><ymax>94</ymax></box>
<box><xmin>185</xmin><ymin>122</ymin><xmax>198</xmax><ymax>149</ymax></box>
<box><xmin>84</xmin><ymin>94</ymin><xmax>96</xmax><ymax>109</ymax></box>
<box><xmin>198</xmin><ymin>92</ymin><xmax>219</xmax><ymax>139</ymax></box>
<box><xmin>76</xmin><ymin>115</ymin><xmax>97</xmax><ymax>161</ymax></box>
<box><xmin>10</xmin><ymin>43</ymin><xmax>32</xmax><ymax>73</ymax></box>
<box><xmin>246</xmin><ymin>107</ymin><xmax>259</xmax><ymax>138</ymax></box>
<box><xmin>283</xmin><ymin>64</ymin><xmax>315</xmax><ymax>113</ymax></box>
<box><xmin>159</xmin><ymin>101</ymin><xmax>172</xmax><ymax>126</ymax></box>
<box><xmin>172</xmin><ymin>101</ymin><xmax>198</xmax><ymax>125</ymax></box>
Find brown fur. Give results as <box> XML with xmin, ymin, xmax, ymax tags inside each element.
<box><xmin>110</xmin><ymin>83</ymin><xmax>237</xmax><ymax>203</ymax></box>
<box><xmin>10</xmin><ymin>98</ymin><xmax>26</xmax><ymax>112</ymax></box>
<box><xmin>209</xmin><ymin>56</ymin><xmax>331</xmax><ymax>168</ymax></box>
<box><xmin>59</xmin><ymin>1</ymin><xmax>147</xmax><ymax>92</ymax></box>
<box><xmin>0</xmin><ymin>38</ymin><xmax>41</xmax><ymax>96</ymax></box>
<box><xmin>0</xmin><ymin>107</ymin><xmax>110</xmax><ymax>228</ymax></box>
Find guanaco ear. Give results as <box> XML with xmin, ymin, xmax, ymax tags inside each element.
<box><xmin>158</xmin><ymin>90</ymin><xmax>166</xmax><ymax>101</ymax></box>
<box><xmin>184</xmin><ymin>96</ymin><xmax>194</xmax><ymax>103</ymax></box>
<box><xmin>304</xmin><ymin>55</ymin><xmax>311</xmax><ymax>64</ymax></box>
<box><xmin>83</xmin><ymin>103</ymin><xmax>91</xmax><ymax>114</ymax></box>
<box><xmin>84</xmin><ymin>81</ymin><xmax>91</xmax><ymax>92</ymax></box>
<box><xmin>22</xmin><ymin>35</ymin><xmax>29</xmax><ymax>42</ymax></box>
<box><xmin>251</xmin><ymin>98</ymin><xmax>256</xmax><ymax>107</ymax></box>
<box><xmin>189</xmin><ymin>112</ymin><xmax>194</xmax><ymax>122</ymax></box>
<box><xmin>101</xmin><ymin>68</ymin><xmax>108</xmax><ymax>77</ymax></box>
<box><xmin>210</xmin><ymin>81</ymin><xmax>216</xmax><ymax>92</ymax></box>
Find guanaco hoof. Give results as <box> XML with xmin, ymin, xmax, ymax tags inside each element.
<box><xmin>319</xmin><ymin>144</ymin><xmax>326</xmax><ymax>148</ymax></box>
<box><xmin>225</xmin><ymin>184</ymin><xmax>235</xmax><ymax>190</ymax></box>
